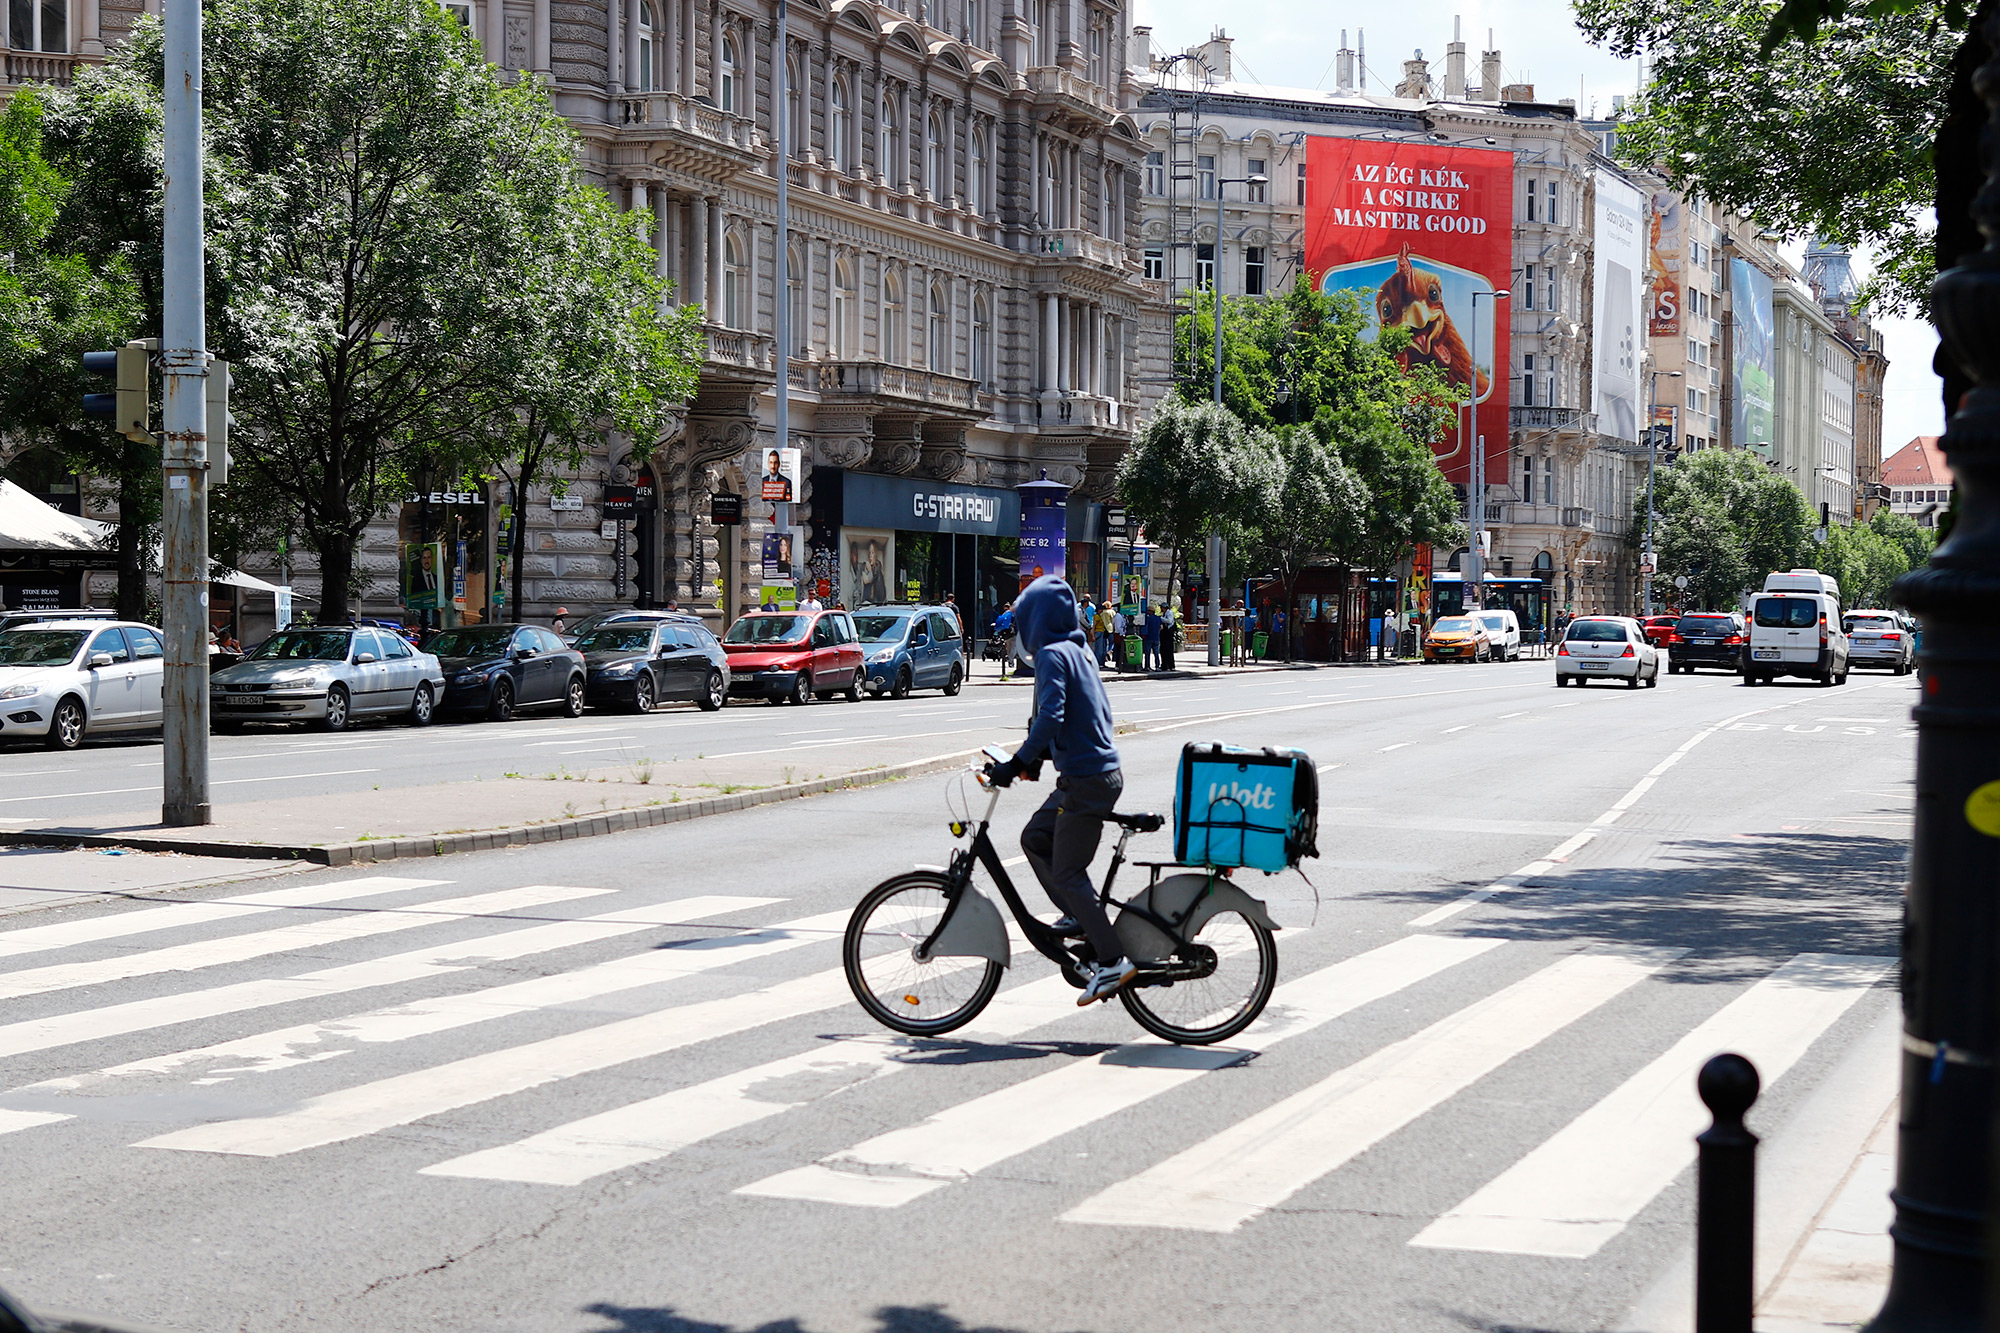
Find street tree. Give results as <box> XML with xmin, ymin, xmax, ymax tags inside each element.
<box><xmin>1242</xmin><ymin>429</ymin><xmax>1370</xmax><ymax>656</ymax></box>
<box><xmin>1637</xmin><ymin>448</ymin><xmax>1818</xmax><ymax>609</ymax></box>
<box><xmin>1818</xmin><ymin>509</ymin><xmax>1938</xmax><ymax>607</ymax></box>
<box><xmin>1115</xmin><ymin>397</ymin><xmax>1283</xmax><ymax>602</ymax></box>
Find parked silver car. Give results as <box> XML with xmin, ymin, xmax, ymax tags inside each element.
<box><xmin>1842</xmin><ymin>609</ymin><xmax>1916</xmax><ymax>675</ymax></box>
<box><xmin>0</xmin><ymin>620</ymin><xmax>167</xmax><ymax>749</ymax></box>
<box><xmin>210</xmin><ymin>626</ymin><xmax>444</xmax><ymax>730</ymax></box>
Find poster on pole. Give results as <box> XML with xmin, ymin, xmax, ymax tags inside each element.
<box><xmin>1592</xmin><ymin>171</ymin><xmax>1647</xmax><ymax>444</ymax></box>
<box><xmin>400</xmin><ymin>541</ymin><xmax>443</xmax><ymax>611</ymax></box>
<box><xmin>1304</xmin><ymin>137</ymin><xmax>1514</xmax><ymax>486</ymax></box>
<box><xmin>759</xmin><ymin>448</ymin><xmax>801</xmax><ymax>503</ymax></box>
<box><xmin>1730</xmin><ymin>258</ymin><xmax>1776</xmax><ymax>455</ymax></box>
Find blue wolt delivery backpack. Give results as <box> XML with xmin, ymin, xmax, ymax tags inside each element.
<box><xmin>1172</xmin><ymin>742</ymin><xmax>1320</xmax><ymax>873</ymax></box>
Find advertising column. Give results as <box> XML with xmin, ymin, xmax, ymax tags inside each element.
<box><xmin>1017</xmin><ymin>471</ymin><xmax>1068</xmax><ymax>588</ymax></box>
<box><xmin>1304</xmin><ymin>137</ymin><xmax>1514</xmax><ymax>486</ymax></box>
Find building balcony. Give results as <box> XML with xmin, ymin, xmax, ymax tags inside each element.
<box><xmin>1036</xmin><ymin>392</ymin><xmax>1131</xmax><ymax>433</ymax></box>
<box><xmin>1024</xmin><ymin>66</ymin><xmax>1117</xmax><ymax>132</ymax></box>
<box><xmin>817</xmin><ymin>361</ymin><xmax>983</xmax><ymax>419</ymax></box>
<box><xmin>1510</xmin><ymin>406</ymin><xmax>1597</xmax><ymax>435</ymax></box>
<box><xmin>1481</xmin><ymin>502</ymin><xmax>1599</xmax><ymax>534</ymax></box>
<box><xmin>619</xmin><ymin>91</ymin><xmax>763</xmax><ymax>176</ymax></box>
<box><xmin>1033</xmin><ymin>229</ymin><xmax>1134</xmax><ymax>276</ymax></box>
<box><xmin>1562</xmin><ymin>507</ymin><xmax>1597</xmax><ymax>533</ymax></box>
<box><xmin>699</xmin><ymin>324</ymin><xmax>776</xmax><ymax>379</ymax></box>
<box><xmin>4</xmin><ymin>51</ymin><xmax>78</xmax><ymax>86</ymax></box>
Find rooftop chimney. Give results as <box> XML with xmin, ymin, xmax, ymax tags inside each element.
<box><xmin>1131</xmin><ymin>25</ymin><xmax>1152</xmax><ymax>72</ymax></box>
<box><xmin>1480</xmin><ymin>33</ymin><xmax>1501</xmax><ymax>102</ymax></box>
<box><xmin>1197</xmin><ymin>27</ymin><xmax>1233</xmax><ymax>82</ymax></box>
<box><xmin>1336</xmin><ymin>30</ymin><xmax>1356</xmax><ymax>93</ymax></box>
<box><xmin>1397</xmin><ymin>49</ymin><xmax>1431</xmax><ymax>99</ymax></box>
<box><xmin>1501</xmin><ymin>82</ymin><xmax>1533</xmax><ymax>103</ymax></box>
<box><xmin>1445</xmin><ymin>16</ymin><xmax>1467</xmax><ymax>99</ymax></box>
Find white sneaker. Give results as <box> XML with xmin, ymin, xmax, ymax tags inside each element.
<box><xmin>1077</xmin><ymin>957</ymin><xmax>1138</xmax><ymax>1006</ymax></box>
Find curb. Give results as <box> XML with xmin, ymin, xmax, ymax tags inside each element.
<box><xmin>0</xmin><ymin>747</ymin><xmax>985</xmax><ymax>869</ymax></box>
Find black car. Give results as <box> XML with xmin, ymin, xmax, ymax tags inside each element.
<box><xmin>576</xmin><ymin>617</ymin><xmax>729</xmax><ymax>713</ymax></box>
<box><xmin>431</xmin><ymin>623</ymin><xmax>587</xmax><ymax>720</ymax></box>
<box><xmin>1666</xmin><ymin>612</ymin><xmax>1747</xmax><ymax>674</ymax></box>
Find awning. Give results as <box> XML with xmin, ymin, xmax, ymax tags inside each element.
<box><xmin>209</xmin><ymin>565</ymin><xmax>289</xmax><ymax>594</ymax></box>
<box><xmin>0</xmin><ymin>480</ymin><xmax>116</xmax><ymax>553</ymax></box>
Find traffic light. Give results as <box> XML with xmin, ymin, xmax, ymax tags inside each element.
<box><xmin>81</xmin><ymin>340</ymin><xmax>154</xmax><ymax>443</ymax></box>
<box><xmin>206</xmin><ymin>358</ymin><xmax>232</xmax><ymax>485</ymax></box>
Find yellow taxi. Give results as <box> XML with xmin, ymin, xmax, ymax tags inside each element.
<box><xmin>1423</xmin><ymin>615</ymin><xmax>1494</xmax><ymax>663</ymax></box>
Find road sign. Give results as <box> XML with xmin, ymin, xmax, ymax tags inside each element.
<box><xmin>1674</xmin><ymin>575</ymin><xmax>1689</xmax><ymax>589</ymax></box>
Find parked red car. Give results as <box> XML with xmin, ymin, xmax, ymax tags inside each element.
<box><xmin>721</xmin><ymin>608</ymin><xmax>865</xmax><ymax>704</ymax></box>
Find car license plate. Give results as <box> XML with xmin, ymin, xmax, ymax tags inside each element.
<box><xmin>1580</xmin><ymin>661</ymin><xmax>1608</xmax><ymax>671</ymax></box>
<box><xmin>223</xmin><ymin>694</ymin><xmax>256</xmax><ymax>705</ymax></box>
<box><xmin>1753</xmin><ymin>649</ymin><xmax>1780</xmax><ymax>660</ymax></box>
<box><xmin>1693</xmin><ymin>639</ymin><xmax>1717</xmax><ymax>645</ymax></box>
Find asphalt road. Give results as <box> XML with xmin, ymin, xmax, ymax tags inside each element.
<box><xmin>0</xmin><ymin>660</ymin><xmax>1915</xmax><ymax>1333</ymax></box>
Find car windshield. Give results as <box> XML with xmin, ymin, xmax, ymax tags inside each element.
<box><xmin>1567</xmin><ymin>621</ymin><xmax>1628</xmax><ymax>642</ymax></box>
<box><xmin>1754</xmin><ymin>598</ymin><xmax>1820</xmax><ymax>629</ymax></box>
<box><xmin>1677</xmin><ymin>616</ymin><xmax>1734</xmax><ymax>632</ymax></box>
<box><xmin>726</xmin><ymin>616</ymin><xmax>808</xmax><ymax>644</ymax></box>
<box><xmin>1434</xmin><ymin>618</ymin><xmax>1476</xmax><ymax>634</ymax></box>
<box><xmin>1845</xmin><ymin>615</ymin><xmax>1896</xmax><ymax>631</ymax></box>
<box><xmin>1478</xmin><ymin>615</ymin><xmax>1508</xmax><ymax>632</ymax></box>
<box><xmin>575</xmin><ymin>627</ymin><xmax>654</xmax><ymax>653</ymax></box>
<box><xmin>853</xmin><ymin>613</ymin><xmax>912</xmax><ymax>642</ymax></box>
<box><xmin>246</xmin><ymin>630</ymin><xmax>351</xmax><ymax>661</ymax></box>
<box><xmin>563</xmin><ymin>612</ymin><xmax>624</xmax><ymax>639</ymax></box>
<box><xmin>0</xmin><ymin>629</ymin><xmax>86</xmax><ymax>667</ymax></box>
<box><xmin>428</xmin><ymin>627</ymin><xmax>515</xmax><ymax>657</ymax></box>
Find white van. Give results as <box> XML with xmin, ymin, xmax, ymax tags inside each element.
<box><xmin>1474</xmin><ymin>609</ymin><xmax>1522</xmax><ymax>661</ymax></box>
<box><xmin>1745</xmin><ymin>569</ymin><xmax>1848</xmax><ymax>687</ymax></box>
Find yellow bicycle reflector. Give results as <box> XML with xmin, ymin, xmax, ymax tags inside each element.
<box><xmin>903</xmin><ymin>994</ymin><xmax>921</xmax><ymax>1005</ymax></box>
<box><xmin>949</xmin><ymin>821</ymin><xmax>966</xmax><ymax>837</ymax></box>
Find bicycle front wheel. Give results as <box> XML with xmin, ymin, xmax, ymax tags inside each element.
<box><xmin>1119</xmin><ymin>908</ymin><xmax>1277</xmax><ymax>1045</ymax></box>
<box><xmin>844</xmin><ymin>872</ymin><xmax>1004</xmax><ymax>1036</ymax></box>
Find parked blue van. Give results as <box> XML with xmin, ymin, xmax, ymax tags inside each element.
<box><xmin>854</xmin><ymin>604</ymin><xmax>965</xmax><ymax>697</ymax></box>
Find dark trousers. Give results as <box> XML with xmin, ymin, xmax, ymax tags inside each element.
<box><xmin>1020</xmin><ymin>768</ymin><xmax>1125</xmax><ymax>962</ymax></box>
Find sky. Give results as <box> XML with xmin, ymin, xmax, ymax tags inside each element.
<box><xmin>1131</xmin><ymin>0</ymin><xmax>1948</xmax><ymax>453</ymax></box>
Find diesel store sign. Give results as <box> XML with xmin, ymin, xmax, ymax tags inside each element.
<box><xmin>825</xmin><ymin>468</ymin><xmax>1020</xmax><ymax>536</ymax></box>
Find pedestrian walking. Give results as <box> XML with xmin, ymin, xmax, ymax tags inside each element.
<box><xmin>1092</xmin><ymin>600</ymin><xmax>1114</xmax><ymax>669</ymax></box>
<box><xmin>1271</xmin><ymin>606</ymin><xmax>1287</xmax><ymax>660</ymax></box>
<box><xmin>1111</xmin><ymin>604</ymin><xmax>1128</xmax><ymax>671</ymax></box>
<box><xmin>1080</xmin><ymin>600</ymin><xmax>1098</xmax><ymax>661</ymax></box>
<box><xmin>1160</xmin><ymin>606</ymin><xmax>1178</xmax><ymax>672</ymax></box>
<box><xmin>552</xmin><ymin>606</ymin><xmax>569</xmax><ymax>636</ymax></box>
<box><xmin>1141</xmin><ymin>604</ymin><xmax>1163</xmax><ymax>671</ymax></box>
<box><xmin>993</xmin><ymin>601</ymin><xmax>1015</xmax><ymax>680</ymax></box>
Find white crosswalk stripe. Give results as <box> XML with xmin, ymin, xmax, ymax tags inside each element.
<box><xmin>0</xmin><ymin>882</ymin><xmax>608</xmax><ymax>1001</ymax></box>
<box><xmin>0</xmin><ymin>876</ymin><xmax>447</xmax><ymax>960</ymax></box>
<box><xmin>3</xmin><ymin>895</ymin><xmax>785</xmax><ymax>1075</ymax></box>
<box><xmin>731</xmin><ymin>933</ymin><xmax>1503</xmax><ymax>1207</ymax></box>
<box><xmin>1408</xmin><ymin>952</ymin><xmax>1891</xmax><ymax>1258</ymax></box>
<box><xmin>1058</xmin><ymin>948</ymin><xmax>1678</xmax><ymax>1233</ymax></box>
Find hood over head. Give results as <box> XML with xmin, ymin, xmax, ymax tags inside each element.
<box><xmin>1016</xmin><ymin>576</ymin><xmax>1085</xmax><ymax>654</ymax></box>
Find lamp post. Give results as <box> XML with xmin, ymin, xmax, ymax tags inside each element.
<box><xmin>1464</xmin><ymin>288</ymin><xmax>1508</xmax><ymax>610</ymax></box>
<box><xmin>1643</xmin><ymin>368</ymin><xmax>1682</xmax><ymax>616</ymax></box>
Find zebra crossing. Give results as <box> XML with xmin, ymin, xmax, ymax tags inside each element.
<box><xmin>0</xmin><ymin>871</ymin><xmax>1889</xmax><ymax>1259</ymax></box>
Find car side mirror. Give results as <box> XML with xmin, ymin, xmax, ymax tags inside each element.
<box><xmin>515</xmin><ymin>646</ymin><xmax>536</xmax><ymax>659</ymax></box>
<box><xmin>354</xmin><ymin>652</ymin><xmax>378</xmax><ymax>664</ymax></box>
<box><xmin>88</xmin><ymin>652</ymin><xmax>114</xmax><ymax>668</ymax></box>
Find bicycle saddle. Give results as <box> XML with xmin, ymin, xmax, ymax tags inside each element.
<box><xmin>1108</xmin><ymin>811</ymin><xmax>1165</xmax><ymax>833</ymax></box>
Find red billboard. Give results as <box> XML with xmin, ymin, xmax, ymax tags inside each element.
<box><xmin>1304</xmin><ymin>138</ymin><xmax>1514</xmax><ymax>485</ymax></box>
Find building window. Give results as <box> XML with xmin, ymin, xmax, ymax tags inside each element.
<box><xmin>881</xmin><ymin>91</ymin><xmax>905</xmax><ymax>188</ymax></box>
<box><xmin>1041</xmin><ymin>144</ymin><xmax>1062</xmax><ymax>226</ymax></box>
<box><xmin>972</xmin><ymin>292</ymin><xmax>992</xmax><ymax>385</ymax></box>
<box><xmin>1526</xmin><ymin>178</ymin><xmax>1538</xmax><ymax>222</ymax></box>
<box><xmin>13</xmin><ymin>0</ymin><xmax>66</xmax><ymax>50</ymax></box>
<box><xmin>832</xmin><ymin>258</ymin><xmax>856</xmax><ymax>357</ymax></box>
<box><xmin>1033</xmin><ymin>0</ymin><xmax>1051</xmax><ymax>64</ymax></box>
<box><xmin>969</xmin><ymin>125</ymin><xmax>989</xmax><ymax>215</ymax></box>
<box><xmin>442</xmin><ymin>1</ymin><xmax>473</xmax><ymax>29</ymax></box>
<box><xmin>830</xmin><ymin>76</ymin><xmax>851</xmax><ymax>169</ymax></box>
<box><xmin>788</xmin><ymin>243</ymin><xmax>808</xmax><ymax>356</ymax></box>
<box><xmin>1244</xmin><ymin>246</ymin><xmax>1265</xmax><ymax>296</ymax></box>
<box><xmin>966</xmin><ymin>0</ymin><xmax>984</xmax><ymax>46</ymax></box>
<box><xmin>1102</xmin><ymin>165</ymin><xmax>1123</xmax><ymax>238</ymax></box>
<box><xmin>882</xmin><ymin>270</ymin><xmax>905</xmax><ymax>365</ymax></box>
<box><xmin>723</xmin><ymin>233</ymin><xmax>747</xmax><ymax>329</ymax></box>
<box><xmin>929</xmin><ymin>282</ymin><xmax>951</xmax><ymax>371</ymax></box>
<box><xmin>1195</xmin><ymin>242</ymin><xmax>1215</xmax><ymax>290</ymax></box>
<box><xmin>1522</xmin><ymin>353</ymin><xmax>1536</xmax><ymax>407</ymax></box>
<box><xmin>1198</xmin><ymin>154</ymin><xmax>1215</xmax><ymax>201</ymax></box>
<box><xmin>1105</xmin><ymin>314</ymin><xmax>1123</xmax><ymax>397</ymax></box>
<box><xmin>1523</xmin><ymin>266</ymin><xmax>1536</xmax><ymax>311</ymax></box>
<box><xmin>786</xmin><ymin>55</ymin><xmax>805</xmax><ymax>158</ymax></box>
<box><xmin>636</xmin><ymin>2</ymin><xmax>656</xmax><ymax>90</ymax></box>
<box><xmin>1521</xmin><ymin>455</ymin><xmax>1533</xmax><ymax>499</ymax></box>
<box><xmin>926</xmin><ymin>110</ymin><xmax>947</xmax><ymax>199</ymax></box>
<box><xmin>1246</xmin><ymin>159</ymin><xmax>1266</xmax><ymax>203</ymax></box>
<box><xmin>1145</xmin><ymin>151</ymin><xmax>1165</xmax><ymax>196</ymax></box>
<box><xmin>1547</xmin><ymin>180</ymin><xmax>1559</xmax><ymax>225</ymax></box>
<box><xmin>1296</xmin><ymin>161</ymin><xmax>1307</xmax><ymax>206</ymax></box>
<box><xmin>1089</xmin><ymin>22</ymin><xmax>1104</xmax><ymax>84</ymax></box>
<box><xmin>1144</xmin><ymin>247</ymin><xmax>1165</xmax><ymax>280</ymax></box>
<box><xmin>719</xmin><ymin>34</ymin><xmax>738</xmax><ymax>111</ymax></box>
<box><xmin>1543</xmin><ymin>457</ymin><xmax>1555</xmax><ymax>504</ymax></box>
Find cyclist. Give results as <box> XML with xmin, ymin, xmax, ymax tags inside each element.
<box><xmin>986</xmin><ymin>575</ymin><xmax>1136</xmax><ymax>1005</ymax></box>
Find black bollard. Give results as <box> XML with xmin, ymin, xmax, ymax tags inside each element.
<box><xmin>1696</xmin><ymin>1053</ymin><xmax>1762</xmax><ymax>1333</ymax></box>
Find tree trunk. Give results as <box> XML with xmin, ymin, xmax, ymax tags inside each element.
<box><xmin>1934</xmin><ymin>0</ymin><xmax>1997</xmax><ymax>417</ymax></box>
<box><xmin>511</xmin><ymin>481</ymin><xmax>528</xmax><ymax>620</ymax></box>
<box><xmin>318</xmin><ymin>530</ymin><xmax>354</xmax><ymax>623</ymax></box>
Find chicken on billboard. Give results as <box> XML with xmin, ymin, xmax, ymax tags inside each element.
<box><xmin>1305</xmin><ymin>137</ymin><xmax>1514</xmax><ymax>485</ymax></box>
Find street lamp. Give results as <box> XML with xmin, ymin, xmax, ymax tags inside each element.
<box><xmin>1463</xmin><ymin>288</ymin><xmax>1508</xmax><ymax>610</ymax></box>
<box><xmin>1643</xmin><ymin>369</ymin><xmax>1682</xmax><ymax>615</ymax></box>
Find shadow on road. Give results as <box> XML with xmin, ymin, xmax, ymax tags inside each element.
<box><xmin>583</xmin><ymin>1304</ymin><xmax>1094</xmax><ymax>1333</ymax></box>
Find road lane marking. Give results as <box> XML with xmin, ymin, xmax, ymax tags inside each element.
<box><xmin>1377</xmin><ymin>742</ymin><xmax>1413</xmax><ymax>753</ymax></box>
<box><xmin>1499</xmin><ymin>712</ymin><xmax>1528</xmax><ymax>719</ymax></box>
<box><xmin>724</xmin><ymin>935</ymin><xmax>1503</xmax><ymax>1206</ymax></box>
<box><xmin>0</xmin><ymin>884</ymin><xmax>605</xmax><ymax>1002</ymax></box>
<box><xmin>1442</xmin><ymin>726</ymin><xmax>1470</xmax><ymax>734</ymax></box>
<box><xmin>0</xmin><ymin>877</ymin><xmax>448</xmax><ymax>961</ymax></box>
<box><xmin>528</xmin><ymin>736</ymin><xmax>634</xmax><ymax>747</ymax></box>
<box><xmin>1316</xmin><ymin>763</ymin><xmax>1342</xmax><ymax>774</ymax></box>
<box><xmin>1411</xmin><ymin>953</ymin><xmax>1891</xmax><ymax>1257</ymax></box>
<box><xmin>0</xmin><ymin>896</ymin><xmax>784</xmax><ymax>1066</ymax></box>
<box><xmin>1059</xmin><ymin>948</ymin><xmax>1676</xmax><ymax>1233</ymax></box>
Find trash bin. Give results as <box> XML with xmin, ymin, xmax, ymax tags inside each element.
<box><xmin>1252</xmin><ymin>631</ymin><xmax>1270</xmax><ymax>660</ymax></box>
<box><xmin>1219</xmin><ymin>629</ymin><xmax>1234</xmax><ymax>660</ymax></box>
<box><xmin>1122</xmin><ymin>634</ymin><xmax>1143</xmax><ymax>669</ymax></box>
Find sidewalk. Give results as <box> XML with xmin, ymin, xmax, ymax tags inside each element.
<box><xmin>0</xmin><ymin>741</ymin><xmax>984</xmax><ymax>869</ymax></box>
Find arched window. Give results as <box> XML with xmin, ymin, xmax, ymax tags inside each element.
<box><xmin>787</xmin><ymin>242</ymin><xmax>808</xmax><ymax>356</ymax></box>
<box><xmin>830</xmin><ymin>75</ymin><xmax>851</xmax><ymax>169</ymax></box>
<box><xmin>880</xmin><ymin>90</ymin><xmax>905</xmax><ymax>188</ymax></box>
<box><xmin>832</xmin><ymin>257</ymin><xmax>857</xmax><ymax>358</ymax></box>
<box><xmin>719</xmin><ymin>34</ymin><xmax>739</xmax><ymax>112</ymax></box>
<box><xmin>926</xmin><ymin>109</ymin><xmax>947</xmax><ymax>201</ymax></box>
<box><xmin>882</xmin><ymin>269</ymin><xmax>905</xmax><ymax>365</ymax></box>
<box><xmin>968</xmin><ymin>124</ymin><xmax>988</xmax><ymax>215</ymax></box>
<box><xmin>928</xmin><ymin>282</ymin><xmax>951</xmax><ymax>371</ymax></box>
<box><xmin>1040</xmin><ymin>145</ymin><xmax>1061</xmax><ymax>227</ymax></box>
<box><xmin>786</xmin><ymin>54</ymin><xmax>805</xmax><ymax>158</ymax></box>
<box><xmin>971</xmin><ymin>291</ymin><xmax>991</xmax><ymax>386</ymax></box>
<box><xmin>723</xmin><ymin>232</ymin><xmax>747</xmax><ymax>329</ymax></box>
<box><xmin>636</xmin><ymin>1</ymin><xmax>656</xmax><ymax>91</ymax></box>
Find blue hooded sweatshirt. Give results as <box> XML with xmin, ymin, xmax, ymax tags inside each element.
<box><xmin>1014</xmin><ymin>576</ymin><xmax>1119</xmax><ymax>777</ymax></box>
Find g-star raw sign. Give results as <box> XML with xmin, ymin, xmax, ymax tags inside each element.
<box><xmin>911</xmin><ymin>489</ymin><xmax>1000</xmax><ymax>525</ymax></box>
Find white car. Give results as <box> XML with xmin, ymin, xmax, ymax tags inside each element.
<box><xmin>0</xmin><ymin>620</ymin><xmax>167</xmax><ymax>749</ymax></box>
<box><xmin>1554</xmin><ymin>615</ymin><xmax>1661</xmax><ymax>688</ymax></box>
<box><xmin>210</xmin><ymin>626</ymin><xmax>444</xmax><ymax>731</ymax></box>
<box><xmin>1475</xmin><ymin>609</ymin><xmax>1522</xmax><ymax>662</ymax></box>
<box><xmin>1842</xmin><ymin>609</ymin><xmax>1915</xmax><ymax>675</ymax></box>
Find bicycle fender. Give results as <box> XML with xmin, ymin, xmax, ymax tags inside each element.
<box><xmin>1115</xmin><ymin>873</ymin><xmax>1281</xmax><ymax>962</ymax></box>
<box><xmin>916</xmin><ymin>886</ymin><xmax>1011</xmax><ymax>968</ymax></box>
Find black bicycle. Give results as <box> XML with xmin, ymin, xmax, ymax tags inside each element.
<box><xmin>842</xmin><ymin>749</ymin><xmax>1281</xmax><ymax>1045</ymax></box>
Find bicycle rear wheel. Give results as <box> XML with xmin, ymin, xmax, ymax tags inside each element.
<box><xmin>844</xmin><ymin>872</ymin><xmax>1004</xmax><ymax>1036</ymax></box>
<box><xmin>1119</xmin><ymin>909</ymin><xmax>1277</xmax><ymax>1045</ymax></box>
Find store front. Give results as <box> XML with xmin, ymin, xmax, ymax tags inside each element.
<box><xmin>396</xmin><ymin>487</ymin><xmax>491</xmax><ymax>632</ymax></box>
<box><xmin>0</xmin><ymin>479</ymin><xmax>118</xmax><ymax>610</ymax></box>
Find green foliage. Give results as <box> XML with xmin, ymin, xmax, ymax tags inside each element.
<box><xmin>1115</xmin><ymin>397</ymin><xmax>1282</xmax><ymax>564</ymax></box>
<box><xmin>1816</xmin><ymin>507</ymin><xmax>1937</xmax><ymax>606</ymax></box>
<box><xmin>1637</xmin><ymin>449</ymin><xmax>1819</xmax><ymax>609</ymax></box>
<box><xmin>1575</xmin><ymin>0</ymin><xmax>1957</xmax><ymax>314</ymax></box>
